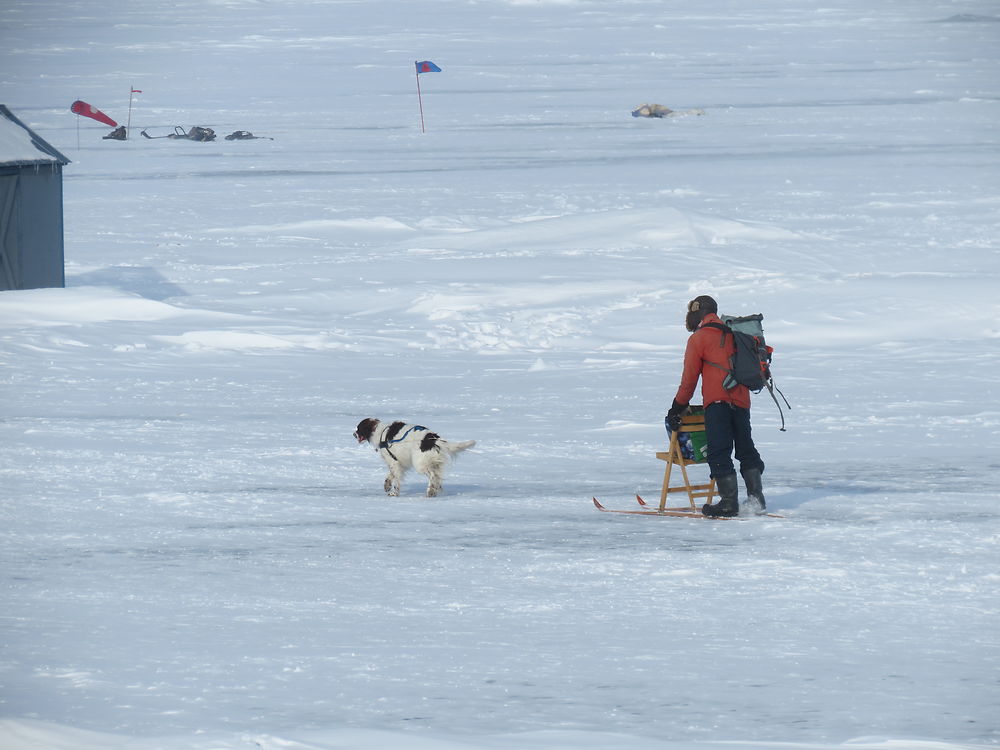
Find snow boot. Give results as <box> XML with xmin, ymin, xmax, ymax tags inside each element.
<box><xmin>741</xmin><ymin>466</ymin><xmax>766</xmax><ymax>514</ymax></box>
<box><xmin>703</xmin><ymin>472</ymin><xmax>740</xmax><ymax>517</ymax></box>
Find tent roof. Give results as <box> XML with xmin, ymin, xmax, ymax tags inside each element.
<box><xmin>0</xmin><ymin>105</ymin><xmax>71</xmax><ymax>167</ymax></box>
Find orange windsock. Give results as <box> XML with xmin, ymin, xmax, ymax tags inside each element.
<box><xmin>70</xmin><ymin>100</ymin><xmax>117</xmax><ymax>127</ymax></box>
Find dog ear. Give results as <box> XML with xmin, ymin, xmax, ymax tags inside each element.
<box><xmin>355</xmin><ymin>418</ymin><xmax>377</xmax><ymax>441</ymax></box>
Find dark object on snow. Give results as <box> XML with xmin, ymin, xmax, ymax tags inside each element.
<box><xmin>103</xmin><ymin>126</ymin><xmax>127</xmax><ymax>140</ymax></box>
<box><xmin>141</xmin><ymin>126</ymin><xmax>216</xmax><ymax>141</ymax></box>
<box><xmin>631</xmin><ymin>103</ymin><xmax>705</xmax><ymax>118</ymax></box>
<box><xmin>185</xmin><ymin>126</ymin><xmax>215</xmax><ymax>141</ymax></box>
<box><xmin>224</xmin><ymin>130</ymin><xmax>273</xmax><ymax>141</ymax></box>
<box><xmin>0</xmin><ymin>104</ymin><xmax>71</xmax><ymax>291</ymax></box>
<box><xmin>632</xmin><ymin>103</ymin><xmax>673</xmax><ymax>118</ymax></box>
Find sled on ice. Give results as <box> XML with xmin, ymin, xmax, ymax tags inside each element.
<box><xmin>592</xmin><ymin>406</ymin><xmax>783</xmax><ymax>519</ymax></box>
<box><xmin>141</xmin><ymin>126</ymin><xmax>216</xmax><ymax>141</ymax></box>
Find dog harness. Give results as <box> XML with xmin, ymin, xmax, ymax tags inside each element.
<box><xmin>378</xmin><ymin>425</ymin><xmax>427</xmax><ymax>462</ymax></box>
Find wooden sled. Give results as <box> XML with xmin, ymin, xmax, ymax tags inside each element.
<box><xmin>655</xmin><ymin>407</ymin><xmax>715</xmax><ymax>512</ymax></box>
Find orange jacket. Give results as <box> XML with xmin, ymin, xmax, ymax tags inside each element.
<box><xmin>674</xmin><ymin>312</ymin><xmax>751</xmax><ymax>409</ymax></box>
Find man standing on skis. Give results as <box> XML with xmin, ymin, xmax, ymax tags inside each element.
<box><xmin>666</xmin><ymin>295</ymin><xmax>766</xmax><ymax>517</ymax></box>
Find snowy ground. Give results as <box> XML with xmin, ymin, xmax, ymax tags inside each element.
<box><xmin>1</xmin><ymin>1</ymin><xmax>999</xmax><ymax>749</ymax></box>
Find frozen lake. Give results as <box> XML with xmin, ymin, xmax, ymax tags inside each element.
<box><xmin>1</xmin><ymin>1</ymin><xmax>998</xmax><ymax>748</ymax></box>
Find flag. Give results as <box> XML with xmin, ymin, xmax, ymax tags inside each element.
<box><xmin>70</xmin><ymin>100</ymin><xmax>117</xmax><ymax>127</ymax></box>
<box><xmin>415</xmin><ymin>60</ymin><xmax>441</xmax><ymax>74</ymax></box>
<box><xmin>131</xmin><ymin>89</ymin><xmax>142</xmax><ymax>94</ymax></box>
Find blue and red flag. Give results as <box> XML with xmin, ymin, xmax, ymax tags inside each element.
<box><xmin>415</xmin><ymin>60</ymin><xmax>441</xmax><ymax>74</ymax></box>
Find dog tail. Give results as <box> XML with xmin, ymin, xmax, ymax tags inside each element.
<box><xmin>441</xmin><ymin>439</ymin><xmax>476</xmax><ymax>456</ymax></box>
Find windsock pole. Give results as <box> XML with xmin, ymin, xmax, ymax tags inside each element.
<box><xmin>126</xmin><ymin>85</ymin><xmax>135</xmax><ymax>139</ymax></box>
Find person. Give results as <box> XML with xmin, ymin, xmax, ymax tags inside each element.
<box><xmin>666</xmin><ymin>295</ymin><xmax>766</xmax><ymax>517</ymax></box>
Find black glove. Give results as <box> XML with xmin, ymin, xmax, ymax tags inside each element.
<box><xmin>666</xmin><ymin>398</ymin><xmax>688</xmax><ymax>432</ymax></box>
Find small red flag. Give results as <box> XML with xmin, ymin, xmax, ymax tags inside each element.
<box><xmin>131</xmin><ymin>89</ymin><xmax>142</xmax><ymax>93</ymax></box>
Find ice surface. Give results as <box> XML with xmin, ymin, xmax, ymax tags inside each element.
<box><xmin>1</xmin><ymin>1</ymin><xmax>998</xmax><ymax>749</ymax></box>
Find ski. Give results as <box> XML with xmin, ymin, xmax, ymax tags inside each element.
<box><xmin>592</xmin><ymin>497</ymin><xmax>714</xmax><ymax>518</ymax></box>
<box><xmin>593</xmin><ymin>496</ymin><xmax>784</xmax><ymax>519</ymax></box>
<box><xmin>635</xmin><ymin>495</ymin><xmax>698</xmax><ymax>511</ymax></box>
<box><xmin>635</xmin><ymin>494</ymin><xmax>785</xmax><ymax>518</ymax></box>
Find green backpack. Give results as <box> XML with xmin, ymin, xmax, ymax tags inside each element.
<box><xmin>704</xmin><ymin>313</ymin><xmax>790</xmax><ymax>430</ymax></box>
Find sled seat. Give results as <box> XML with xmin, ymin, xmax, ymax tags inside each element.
<box><xmin>655</xmin><ymin>408</ymin><xmax>716</xmax><ymax>512</ymax></box>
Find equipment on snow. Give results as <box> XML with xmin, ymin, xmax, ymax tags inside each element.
<box><xmin>632</xmin><ymin>103</ymin><xmax>673</xmax><ymax>118</ymax></box>
<box><xmin>102</xmin><ymin>126</ymin><xmax>127</xmax><ymax>140</ymax></box>
<box><xmin>224</xmin><ymin>130</ymin><xmax>274</xmax><ymax>140</ymax></box>
<box><xmin>141</xmin><ymin>126</ymin><xmax>216</xmax><ymax>141</ymax></box>
<box><xmin>631</xmin><ymin>103</ymin><xmax>706</xmax><ymax>118</ymax></box>
<box><xmin>703</xmin><ymin>313</ymin><xmax>790</xmax><ymax>430</ymax></box>
<box><xmin>593</xmin><ymin>496</ymin><xmax>709</xmax><ymax>517</ymax></box>
<box><xmin>665</xmin><ymin>414</ymin><xmax>708</xmax><ymax>463</ymax></box>
<box><xmin>591</xmin><ymin>495</ymin><xmax>783</xmax><ymax>519</ymax></box>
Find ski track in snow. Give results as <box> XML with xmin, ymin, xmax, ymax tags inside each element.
<box><xmin>1</xmin><ymin>1</ymin><xmax>999</xmax><ymax>749</ymax></box>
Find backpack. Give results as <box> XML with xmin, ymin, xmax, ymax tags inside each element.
<box><xmin>704</xmin><ymin>313</ymin><xmax>790</xmax><ymax>430</ymax></box>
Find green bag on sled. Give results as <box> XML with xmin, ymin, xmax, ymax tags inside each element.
<box><xmin>664</xmin><ymin>405</ymin><xmax>709</xmax><ymax>463</ymax></box>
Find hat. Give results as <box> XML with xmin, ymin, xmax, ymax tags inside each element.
<box><xmin>687</xmin><ymin>295</ymin><xmax>718</xmax><ymax>314</ymax></box>
<box><xmin>685</xmin><ymin>295</ymin><xmax>717</xmax><ymax>332</ymax></box>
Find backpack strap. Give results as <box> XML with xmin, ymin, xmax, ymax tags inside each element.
<box><xmin>700</xmin><ymin>322</ymin><xmax>734</xmax><ymax>381</ymax></box>
<box><xmin>702</xmin><ymin>321</ymin><xmax>730</xmax><ymax>343</ymax></box>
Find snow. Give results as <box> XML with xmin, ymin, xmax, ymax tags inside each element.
<box><xmin>0</xmin><ymin>111</ymin><xmax>61</xmax><ymax>165</ymax></box>
<box><xmin>1</xmin><ymin>1</ymin><xmax>999</xmax><ymax>749</ymax></box>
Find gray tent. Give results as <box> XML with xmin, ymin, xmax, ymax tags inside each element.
<box><xmin>0</xmin><ymin>104</ymin><xmax>71</xmax><ymax>291</ymax></box>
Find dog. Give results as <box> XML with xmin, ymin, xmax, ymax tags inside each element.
<box><xmin>354</xmin><ymin>418</ymin><xmax>476</xmax><ymax>497</ymax></box>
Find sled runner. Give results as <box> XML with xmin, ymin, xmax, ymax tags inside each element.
<box><xmin>592</xmin><ymin>495</ymin><xmax>783</xmax><ymax>519</ymax></box>
<box><xmin>592</xmin><ymin>496</ymin><xmax>714</xmax><ymax>518</ymax></box>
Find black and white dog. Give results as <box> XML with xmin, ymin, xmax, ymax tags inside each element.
<box><xmin>354</xmin><ymin>418</ymin><xmax>476</xmax><ymax>497</ymax></box>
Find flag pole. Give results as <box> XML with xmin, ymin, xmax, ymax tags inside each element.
<box><xmin>126</xmin><ymin>83</ymin><xmax>134</xmax><ymax>139</ymax></box>
<box><xmin>415</xmin><ymin>61</ymin><xmax>426</xmax><ymax>133</ymax></box>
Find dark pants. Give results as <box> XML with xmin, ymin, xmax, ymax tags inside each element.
<box><xmin>705</xmin><ymin>401</ymin><xmax>764</xmax><ymax>479</ymax></box>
